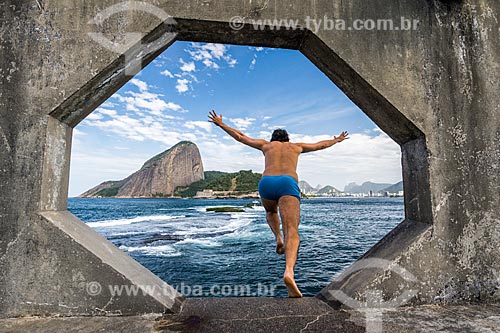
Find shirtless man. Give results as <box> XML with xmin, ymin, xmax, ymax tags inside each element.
<box><xmin>208</xmin><ymin>110</ymin><xmax>349</xmax><ymax>297</ymax></box>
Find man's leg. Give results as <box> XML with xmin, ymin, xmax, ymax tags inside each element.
<box><xmin>278</xmin><ymin>195</ymin><xmax>302</xmax><ymax>298</ymax></box>
<box><xmin>261</xmin><ymin>198</ymin><xmax>285</xmax><ymax>255</ymax></box>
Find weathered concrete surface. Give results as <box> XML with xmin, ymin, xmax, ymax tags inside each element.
<box><xmin>0</xmin><ymin>0</ymin><xmax>499</xmax><ymax>319</ymax></box>
<box><xmin>0</xmin><ymin>298</ymin><xmax>499</xmax><ymax>333</ymax></box>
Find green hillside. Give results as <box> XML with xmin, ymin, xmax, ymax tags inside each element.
<box><xmin>175</xmin><ymin>170</ymin><xmax>262</xmax><ymax>197</ymax></box>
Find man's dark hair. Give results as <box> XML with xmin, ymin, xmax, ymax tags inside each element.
<box><xmin>271</xmin><ymin>129</ymin><xmax>290</xmax><ymax>142</ymax></box>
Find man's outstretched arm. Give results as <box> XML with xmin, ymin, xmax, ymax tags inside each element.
<box><xmin>208</xmin><ymin>110</ymin><xmax>268</xmax><ymax>150</ymax></box>
<box><xmin>298</xmin><ymin>131</ymin><xmax>349</xmax><ymax>153</ymax></box>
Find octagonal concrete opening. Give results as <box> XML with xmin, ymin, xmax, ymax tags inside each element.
<box><xmin>39</xmin><ymin>18</ymin><xmax>432</xmax><ymax>313</ymax></box>
<box><xmin>66</xmin><ymin>39</ymin><xmax>407</xmax><ymax>299</ymax></box>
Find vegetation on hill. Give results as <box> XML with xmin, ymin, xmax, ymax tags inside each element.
<box><xmin>95</xmin><ymin>186</ymin><xmax>120</xmax><ymax>197</ymax></box>
<box><xmin>175</xmin><ymin>170</ymin><xmax>262</xmax><ymax>197</ymax></box>
<box><xmin>91</xmin><ymin>181</ymin><xmax>123</xmax><ymax>197</ymax></box>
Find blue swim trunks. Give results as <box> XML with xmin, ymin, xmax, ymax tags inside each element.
<box><xmin>258</xmin><ymin>175</ymin><xmax>301</xmax><ymax>201</ymax></box>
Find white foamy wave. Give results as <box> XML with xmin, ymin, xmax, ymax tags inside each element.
<box><xmin>119</xmin><ymin>244</ymin><xmax>181</xmax><ymax>257</ymax></box>
<box><xmin>169</xmin><ymin>214</ymin><xmax>255</xmax><ymax>237</ymax></box>
<box><xmin>87</xmin><ymin>214</ymin><xmax>184</xmax><ymax>228</ymax></box>
<box><xmin>175</xmin><ymin>238</ymin><xmax>221</xmax><ymax>247</ymax></box>
<box><xmin>109</xmin><ymin>231</ymin><xmax>149</xmax><ymax>237</ymax></box>
<box><xmin>247</xmin><ymin>206</ymin><xmax>265</xmax><ymax>211</ymax></box>
<box><xmin>214</xmin><ymin>217</ymin><xmax>254</xmax><ymax>233</ymax></box>
<box><xmin>231</xmin><ymin>212</ymin><xmax>260</xmax><ymax>219</ymax></box>
<box><xmin>222</xmin><ymin>227</ymin><xmax>259</xmax><ymax>239</ymax></box>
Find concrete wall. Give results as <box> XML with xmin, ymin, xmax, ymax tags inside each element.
<box><xmin>0</xmin><ymin>0</ymin><xmax>498</xmax><ymax>317</ymax></box>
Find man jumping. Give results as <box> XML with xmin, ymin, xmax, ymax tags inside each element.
<box><xmin>208</xmin><ymin>110</ymin><xmax>349</xmax><ymax>297</ymax></box>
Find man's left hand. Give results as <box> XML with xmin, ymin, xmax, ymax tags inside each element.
<box><xmin>334</xmin><ymin>131</ymin><xmax>349</xmax><ymax>142</ymax></box>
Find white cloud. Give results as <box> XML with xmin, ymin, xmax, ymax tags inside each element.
<box><xmin>86</xmin><ymin>112</ymin><xmax>103</xmax><ymax>120</ymax></box>
<box><xmin>69</xmin><ymin>150</ymin><xmax>150</xmax><ymax>197</ymax></box>
<box><xmin>183</xmin><ymin>72</ymin><xmax>199</xmax><ymax>84</ymax></box>
<box><xmin>165</xmin><ymin>102</ymin><xmax>183</xmax><ymax>112</ymax></box>
<box><xmin>186</xmin><ymin>43</ymin><xmax>238</xmax><ymax>70</ymax></box>
<box><xmin>101</xmin><ymin>101</ymin><xmax>117</xmax><ymax>108</ymax></box>
<box><xmin>73</xmin><ymin>128</ymin><xmax>87</xmax><ymax>136</ymax></box>
<box><xmin>179</xmin><ymin>59</ymin><xmax>196</xmax><ymax>72</ymax></box>
<box><xmin>176</xmin><ymin>79</ymin><xmax>190</xmax><ymax>93</ymax></box>
<box><xmin>229</xmin><ymin>117</ymin><xmax>256</xmax><ymax>130</ymax></box>
<box><xmin>184</xmin><ymin>121</ymin><xmax>212</xmax><ymax>132</ymax></box>
<box><xmin>255</xmin><ymin>47</ymin><xmax>264</xmax><ymax>52</ymax></box>
<box><xmin>129</xmin><ymin>78</ymin><xmax>148</xmax><ymax>92</ymax></box>
<box><xmin>97</xmin><ymin>108</ymin><xmax>117</xmax><ymax>117</ymax></box>
<box><xmin>259</xmin><ymin>130</ymin><xmax>272</xmax><ymax>139</ymax></box>
<box><xmin>291</xmin><ymin>132</ymin><xmax>402</xmax><ymax>190</ymax></box>
<box><xmin>195</xmin><ymin>139</ymin><xmax>263</xmax><ymax>174</ymax></box>
<box><xmin>118</xmin><ymin>92</ymin><xmax>168</xmax><ymax>115</ymax></box>
<box><xmin>114</xmin><ymin>88</ymin><xmax>186</xmax><ymax>116</ymax></box>
<box><xmin>249</xmin><ymin>57</ymin><xmax>257</xmax><ymax>70</ymax></box>
<box><xmin>160</xmin><ymin>69</ymin><xmax>174</xmax><ymax>78</ymax></box>
<box><xmin>203</xmin><ymin>59</ymin><xmax>219</xmax><ymax>69</ymax></box>
<box><xmin>202</xmin><ymin>43</ymin><xmax>225</xmax><ymax>59</ymax></box>
<box><xmin>84</xmin><ymin>113</ymin><xmax>184</xmax><ymax>146</ymax></box>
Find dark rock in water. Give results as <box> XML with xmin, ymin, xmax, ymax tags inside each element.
<box><xmin>79</xmin><ymin>141</ymin><xmax>204</xmax><ymax>198</ymax></box>
<box><xmin>244</xmin><ymin>202</ymin><xmax>261</xmax><ymax>208</ymax></box>
<box><xmin>144</xmin><ymin>233</ymin><xmax>185</xmax><ymax>244</ymax></box>
<box><xmin>206</xmin><ymin>207</ymin><xmax>244</xmax><ymax>213</ymax></box>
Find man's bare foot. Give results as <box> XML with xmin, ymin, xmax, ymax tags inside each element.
<box><xmin>283</xmin><ymin>272</ymin><xmax>302</xmax><ymax>298</ymax></box>
<box><xmin>276</xmin><ymin>237</ymin><xmax>285</xmax><ymax>255</ymax></box>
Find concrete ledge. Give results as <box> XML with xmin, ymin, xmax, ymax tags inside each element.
<box><xmin>39</xmin><ymin>210</ymin><xmax>184</xmax><ymax>314</ymax></box>
<box><xmin>318</xmin><ymin>219</ymin><xmax>430</xmax><ymax>308</ymax></box>
<box><xmin>1</xmin><ymin>299</ymin><xmax>498</xmax><ymax>333</ymax></box>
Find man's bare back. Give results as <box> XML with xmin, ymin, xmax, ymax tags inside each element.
<box><xmin>208</xmin><ymin>110</ymin><xmax>348</xmax><ymax>297</ymax></box>
<box><xmin>261</xmin><ymin>141</ymin><xmax>302</xmax><ymax>181</ymax></box>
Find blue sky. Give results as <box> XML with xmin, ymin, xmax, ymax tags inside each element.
<box><xmin>69</xmin><ymin>41</ymin><xmax>402</xmax><ymax>197</ymax></box>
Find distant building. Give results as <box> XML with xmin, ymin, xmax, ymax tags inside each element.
<box><xmin>194</xmin><ymin>189</ymin><xmax>259</xmax><ymax>198</ymax></box>
<box><xmin>195</xmin><ymin>189</ymin><xmax>214</xmax><ymax>198</ymax></box>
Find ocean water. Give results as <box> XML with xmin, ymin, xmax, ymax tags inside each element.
<box><xmin>68</xmin><ymin>197</ymin><xmax>404</xmax><ymax>297</ymax></box>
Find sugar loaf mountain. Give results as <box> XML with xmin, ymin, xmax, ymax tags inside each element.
<box><xmin>79</xmin><ymin>141</ymin><xmax>205</xmax><ymax>198</ymax></box>
<box><xmin>79</xmin><ymin>141</ymin><xmax>262</xmax><ymax>199</ymax></box>
<box><xmin>79</xmin><ymin>141</ymin><xmax>403</xmax><ymax>198</ymax></box>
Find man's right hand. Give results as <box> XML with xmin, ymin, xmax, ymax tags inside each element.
<box><xmin>208</xmin><ymin>110</ymin><xmax>223</xmax><ymax>126</ymax></box>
